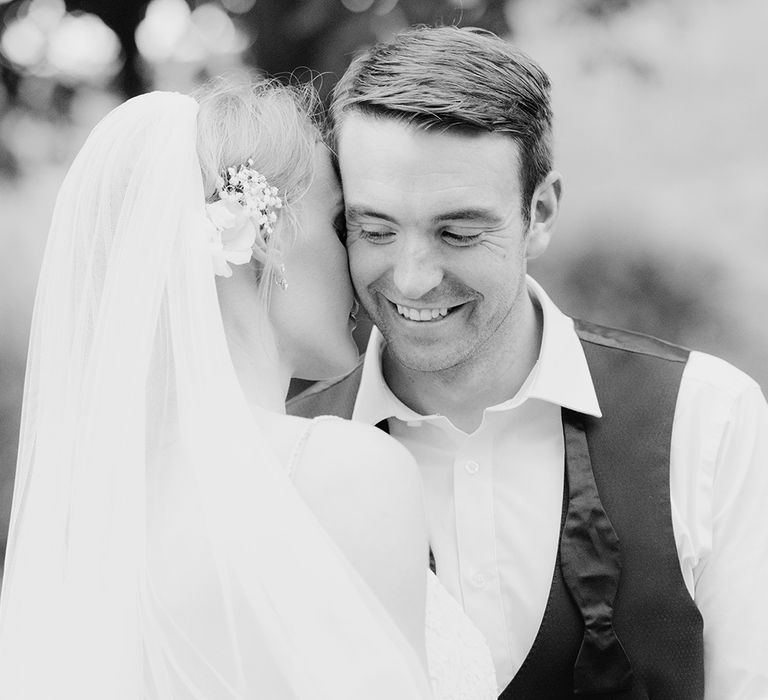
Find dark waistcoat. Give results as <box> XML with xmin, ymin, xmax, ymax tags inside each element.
<box><xmin>503</xmin><ymin>320</ymin><xmax>704</xmax><ymax>699</ymax></box>
<box><xmin>286</xmin><ymin>320</ymin><xmax>705</xmax><ymax>699</ymax></box>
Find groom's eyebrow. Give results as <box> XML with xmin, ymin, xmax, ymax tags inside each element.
<box><xmin>345</xmin><ymin>205</ymin><xmax>396</xmax><ymax>223</ymax></box>
<box><xmin>346</xmin><ymin>205</ymin><xmax>502</xmax><ymax>225</ymax></box>
<box><xmin>432</xmin><ymin>208</ymin><xmax>502</xmax><ymax>225</ymax></box>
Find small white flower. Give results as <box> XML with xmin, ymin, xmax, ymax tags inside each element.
<box><xmin>204</xmin><ymin>161</ymin><xmax>283</xmax><ymax>277</ymax></box>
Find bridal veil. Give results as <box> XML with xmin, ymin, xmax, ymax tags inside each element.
<box><xmin>0</xmin><ymin>91</ymin><xmax>432</xmax><ymax>699</ymax></box>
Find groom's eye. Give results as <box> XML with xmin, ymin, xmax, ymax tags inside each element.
<box><xmin>358</xmin><ymin>229</ymin><xmax>395</xmax><ymax>244</ymax></box>
<box><xmin>442</xmin><ymin>230</ymin><xmax>483</xmax><ymax>246</ymax></box>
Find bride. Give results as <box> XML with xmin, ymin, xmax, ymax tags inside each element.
<box><xmin>0</xmin><ymin>79</ymin><xmax>496</xmax><ymax>699</ymax></box>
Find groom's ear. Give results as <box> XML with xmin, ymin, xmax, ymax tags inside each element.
<box><xmin>525</xmin><ymin>170</ymin><xmax>562</xmax><ymax>260</ymax></box>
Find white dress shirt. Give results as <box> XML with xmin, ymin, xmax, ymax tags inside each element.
<box><xmin>352</xmin><ymin>277</ymin><xmax>768</xmax><ymax>699</ymax></box>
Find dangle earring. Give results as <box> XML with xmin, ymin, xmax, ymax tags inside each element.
<box><xmin>263</xmin><ymin>231</ymin><xmax>287</xmax><ymax>290</ymax></box>
<box><xmin>274</xmin><ymin>258</ymin><xmax>288</xmax><ymax>291</ymax></box>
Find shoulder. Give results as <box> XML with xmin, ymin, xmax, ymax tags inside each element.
<box><xmin>257</xmin><ymin>412</ymin><xmax>315</xmax><ymax>469</ymax></box>
<box><xmin>271</xmin><ymin>414</ymin><xmax>428</xmax><ymax>566</ymax></box>
<box><xmin>673</xmin><ymin>352</ymin><xmax>766</xmax><ymax>502</ymax></box>
<box><xmin>294</xmin><ymin>416</ymin><xmax>424</xmax><ymax>507</ymax></box>
<box><xmin>683</xmin><ymin>351</ymin><xmax>762</xmax><ymax>401</ymax></box>
<box><xmin>259</xmin><ymin>412</ymin><xmax>421</xmax><ymax>496</ymax></box>
<box><xmin>574</xmin><ymin>318</ymin><xmax>689</xmax><ymax>363</ymax></box>
<box><xmin>675</xmin><ymin>351</ymin><xmax>766</xmax><ymax>447</ymax></box>
<box><xmin>291</xmin><ymin>416</ymin><xmax>429</xmax><ymax>658</ymax></box>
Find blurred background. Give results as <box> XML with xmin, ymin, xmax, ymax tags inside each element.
<box><xmin>0</xmin><ymin>0</ymin><xmax>766</xmax><ymax>573</ymax></box>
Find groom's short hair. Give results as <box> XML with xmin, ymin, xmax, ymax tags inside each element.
<box><xmin>330</xmin><ymin>26</ymin><xmax>553</xmax><ymax>221</ymax></box>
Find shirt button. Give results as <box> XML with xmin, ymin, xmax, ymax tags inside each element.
<box><xmin>471</xmin><ymin>573</ymin><xmax>487</xmax><ymax>589</ymax></box>
<box><xmin>464</xmin><ymin>460</ymin><xmax>480</xmax><ymax>474</ymax></box>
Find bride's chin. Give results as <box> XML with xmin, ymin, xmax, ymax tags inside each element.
<box><xmin>335</xmin><ymin>349</ymin><xmax>362</xmax><ymax>378</ymax></box>
<box><xmin>297</xmin><ymin>339</ymin><xmax>360</xmax><ymax>382</ymax></box>
<box><xmin>335</xmin><ymin>334</ymin><xmax>362</xmax><ymax>372</ymax></box>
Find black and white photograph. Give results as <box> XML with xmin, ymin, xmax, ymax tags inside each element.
<box><xmin>0</xmin><ymin>0</ymin><xmax>766</xmax><ymax>697</ymax></box>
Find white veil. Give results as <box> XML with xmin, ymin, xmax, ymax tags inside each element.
<box><xmin>0</xmin><ymin>92</ymin><xmax>432</xmax><ymax>700</ymax></box>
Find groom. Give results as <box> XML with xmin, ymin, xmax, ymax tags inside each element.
<box><xmin>288</xmin><ymin>26</ymin><xmax>768</xmax><ymax>698</ymax></box>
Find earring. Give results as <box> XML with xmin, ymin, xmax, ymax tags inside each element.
<box><xmin>274</xmin><ymin>262</ymin><xmax>288</xmax><ymax>291</ymax></box>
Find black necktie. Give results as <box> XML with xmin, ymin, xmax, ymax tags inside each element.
<box><xmin>561</xmin><ymin>408</ymin><xmax>634</xmax><ymax>694</ymax></box>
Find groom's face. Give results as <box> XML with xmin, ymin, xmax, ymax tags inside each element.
<box><xmin>338</xmin><ymin>113</ymin><xmax>541</xmax><ymax>373</ymax></box>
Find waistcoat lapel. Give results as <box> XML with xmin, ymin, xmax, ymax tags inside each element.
<box><xmin>560</xmin><ymin>408</ymin><xmax>633</xmax><ymax>693</ymax></box>
<box><xmin>286</xmin><ymin>362</ymin><xmax>363</xmax><ymax>420</ymax></box>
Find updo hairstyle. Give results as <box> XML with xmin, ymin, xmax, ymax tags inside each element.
<box><xmin>194</xmin><ymin>77</ymin><xmax>321</xmax><ymax>292</ymax></box>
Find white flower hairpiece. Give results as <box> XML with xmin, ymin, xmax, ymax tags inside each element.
<box><xmin>205</xmin><ymin>158</ymin><xmax>283</xmax><ymax>278</ymax></box>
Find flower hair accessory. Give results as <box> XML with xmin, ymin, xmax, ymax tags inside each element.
<box><xmin>205</xmin><ymin>158</ymin><xmax>283</xmax><ymax>279</ymax></box>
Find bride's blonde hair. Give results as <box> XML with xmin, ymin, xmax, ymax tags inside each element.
<box><xmin>194</xmin><ymin>76</ymin><xmax>321</xmax><ymax>297</ymax></box>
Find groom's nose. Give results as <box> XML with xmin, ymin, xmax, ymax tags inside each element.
<box><xmin>392</xmin><ymin>236</ymin><xmax>443</xmax><ymax>300</ymax></box>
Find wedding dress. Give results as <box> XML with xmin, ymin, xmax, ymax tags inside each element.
<box><xmin>287</xmin><ymin>417</ymin><xmax>499</xmax><ymax>700</ymax></box>
<box><xmin>425</xmin><ymin>573</ymin><xmax>499</xmax><ymax>699</ymax></box>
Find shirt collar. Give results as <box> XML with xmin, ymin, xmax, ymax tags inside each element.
<box><xmin>353</xmin><ymin>326</ymin><xmax>426</xmax><ymax>425</ymax></box>
<box><xmin>503</xmin><ymin>277</ymin><xmax>601</xmax><ymax>417</ymax></box>
<box><xmin>352</xmin><ymin>275</ymin><xmax>602</xmax><ymax>425</ymax></box>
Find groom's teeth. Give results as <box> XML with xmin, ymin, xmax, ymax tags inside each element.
<box><xmin>395</xmin><ymin>304</ymin><xmax>451</xmax><ymax>322</ymax></box>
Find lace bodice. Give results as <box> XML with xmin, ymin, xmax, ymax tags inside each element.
<box><xmin>288</xmin><ymin>417</ymin><xmax>497</xmax><ymax>700</ymax></box>
<box><xmin>425</xmin><ymin>571</ymin><xmax>498</xmax><ymax>700</ymax></box>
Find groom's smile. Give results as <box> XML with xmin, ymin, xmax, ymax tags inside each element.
<box><xmin>395</xmin><ymin>304</ymin><xmax>449</xmax><ymax>322</ymax></box>
<box><xmin>391</xmin><ymin>298</ymin><xmax>471</xmax><ymax>323</ymax></box>
<box><xmin>378</xmin><ymin>294</ymin><xmax>475</xmax><ymax>336</ymax></box>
